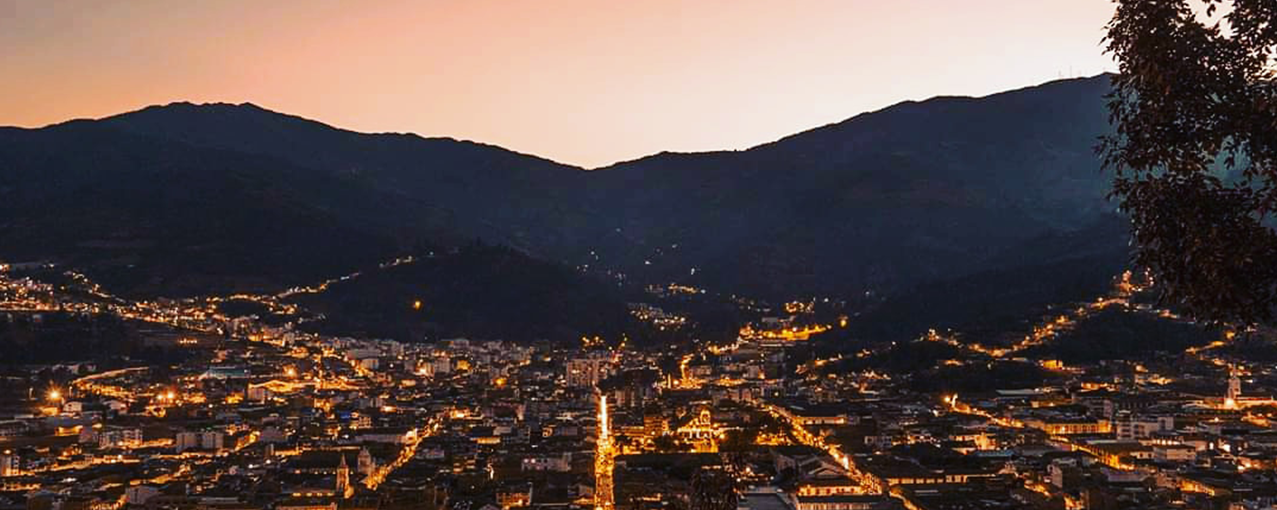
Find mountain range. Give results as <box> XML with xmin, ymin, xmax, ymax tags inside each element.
<box><xmin>0</xmin><ymin>74</ymin><xmax>1128</xmax><ymax>341</ymax></box>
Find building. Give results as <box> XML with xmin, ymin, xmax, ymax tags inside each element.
<box><xmin>793</xmin><ymin>495</ymin><xmax>898</xmax><ymax>510</ymax></box>
<box><xmin>0</xmin><ymin>451</ymin><xmax>18</xmax><ymax>477</ymax></box>
<box><xmin>566</xmin><ymin>353</ymin><xmax>613</xmax><ymax>388</ymax></box>
<box><xmin>600</xmin><ymin>369</ymin><xmax>659</xmax><ymax>409</ymax></box>
<box><xmin>357</xmin><ymin>447</ymin><xmax>375</xmax><ymax>476</ymax></box>
<box><xmin>673</xmin><ymin>408</ymin><xmax>723</xmax><ymax>453</ymax></box>
<box><xmin>98</xmin><ymin>427</ymin><xmax>142</xmax><ymax>449</ymax></box>
<box><xmin>1152</xmin><ymin>444</ymin><xmax>1196</xmax><ymax>463</ymax></box>
<box><xmin>356</xmin><ymin>427</ymin><xmax>418</xmax><ymax>444</ymax></box>
<box><xmin>175</xmin><ymin>430</ymin><xmax>225</xmax><ymax>453</ymax></box>
<box><xmin>124</xmin><ymin>486</ymin><xmax>159</xmax><ymax>505</ymax></box>
<box><xmin>796</xmin><ymin>478</ymin><xmax>861</xmax><ymax>497</ymax></box>
<box><xmin>176</xmin><ymin>431</ymin><xmax>199</xmax><ymax>452</ymax></box>
<box><xmin>1228</xmin><ymin>366</ymin><xmax>1242</xmax><ymax>403</ymax></box>
<box><xmin>201</xmin><ymin>431</ymin><xmax>226</xmax><ymax>452</ymax></box>
<box><xmin>1074</xmin><ymin>440</ymin><xmax>1153</xmax><ymax>469</ymax></box>
<box><xmin>1023</xmin><ymin>417</ymin><xmax>1111</xmax><ymax>435</ymax></box>
<box><xmin>773</xmin><ymin>403</ymin><xmax>850</xmax><ymax>427</ymax></box>
<box><xmin>521</xmin><ymin>453</ymin><xmax>571</xmax><ymax>472</ymax></box>
<box><xmin>416</xmin><ymin>355</ymin><xmax>454</xmax><ymax>378</ymax></box>
<box><xmin>336</xmin><ymin>455</ymin><xmax>353</xmax><ymax>499</ymax></box>
<box><xmin>0</xmin><ymin>421</ymin><xmax>24</xmax><ymax>439</ymax></box>
<box><xmin>1115</xmin><ymin>413</ymin><xmax>1173</xmax><ymax>440</ymax></box>
<box><xmin>277</xmin><ymin>501</ymin><xmax>337</xmax><ymax>510</ymax></box>
<box><xmin>247</xmin><ymin>385</ymin><xmax>273</xmax><ymax>402</ymax></box>
<box><xmin>496</xmin><ymin>483</ymin><xmax>532</xmax><ymax>509</ymax></box>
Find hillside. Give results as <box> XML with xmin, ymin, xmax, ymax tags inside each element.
<box><xmin>0</xmin><ymin>74</ymin><xmax>1128</xmax><ymax>342</ymax></box>
<box><xmin>583</xmin><ymin>75</ymin><xmax>1121</xmax><ymax>296</ymax></box>
<box><xmin>291</xmin><ymin>243</ymin><xmax>641</xmax><ymax>342</ymax></box>
<box><xmin>0</xmin><ymin>121</ymin><xmax>413</xmax><ymax>295</ymax></box>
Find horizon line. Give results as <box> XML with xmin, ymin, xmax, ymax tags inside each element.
<box><xmin>2</xmin><ymin>72</ymin><xmax>1113</xmax><ymax>171</ymax></box>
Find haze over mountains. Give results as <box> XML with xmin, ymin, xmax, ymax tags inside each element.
<box><xmin>0</xmin><ymin>74</ymin><xmax>1125</xmax><ymax>315</ymax></box>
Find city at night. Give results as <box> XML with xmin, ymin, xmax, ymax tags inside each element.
<box><xmin>4</xmin><ymin>2</ymin><xmax>1277</xmax><ymax>510</ymax></box>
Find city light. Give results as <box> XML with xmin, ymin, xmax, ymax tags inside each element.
<box><xmin>0</xmin><ymin>207</ymin><xmax>1259</xmax><ymax>509</ymax></box>
<box><xmin>595</xmin><ymin>395</ymin><xmax>614</xmax><ymax>510</ymax></box>
<box><xmin>4</xmin><ymin>5</ymin><xmax>1264</xmax><ymax>509</ymax></box>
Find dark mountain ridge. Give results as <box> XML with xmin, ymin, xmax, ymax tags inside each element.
<box><xmin>0</xmin><ymin>74</ymin><xmax>1126</xmax><ymax>310</ymax></box>
<box><xmin>0</xmin><ymin>121</ymin><xmax>409</xmax><ymax>295</ymax></box>
<box><xmin>580</xmin><ymin>74</ymin><xmax>1121</xmax><ymax>295</ymax></box>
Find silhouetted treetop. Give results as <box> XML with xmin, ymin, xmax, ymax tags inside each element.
<box><xmin>1102</xmin><ymin>0</ymin><xmax>1277</xmax><ymax>325</ymax></box>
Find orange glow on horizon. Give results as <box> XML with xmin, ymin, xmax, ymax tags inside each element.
<box><xmin>1</xmin><ymin>1</ymin><xmax>1117</xmax><ymax>167</ymax></box>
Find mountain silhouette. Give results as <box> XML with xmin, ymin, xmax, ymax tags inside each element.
<box><xmin>0</xmin><ymin>74</ymin><xmax>1125</xmax><ymax>308</ymax></box>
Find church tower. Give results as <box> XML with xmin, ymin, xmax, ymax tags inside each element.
<box><xmin>336</xmin><ymin>454</ymin><xmax>352</xmax><ymax>498</ymax></box>
<box><xmin>1228</xmin><ymin>366</ymin><xmax>1242</xmax><ymax>403</ymax></box>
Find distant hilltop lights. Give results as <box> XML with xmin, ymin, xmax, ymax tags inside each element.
<box><xmin>738</xmin><ymin>323</ymin><xmax>831</xmax><ymax>342</ymax></box>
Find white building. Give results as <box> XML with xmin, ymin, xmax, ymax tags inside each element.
<box><xmin>1115</xmin><ymin>414</ymin><xmax>1173</xmax><ymax>440</ymax></box>
<box><xmin>566</xmin><ymin>353</ymin><xmax>613</xmax><ymax>388</ymax></box>
<box><xmin>419</xmin><ymin>356</ymin><xmax>452</xmax><ymax>377</ymax></box>
<box><xmin>1153</xmin><ymin>444</ymin><xmax>1196</xmax><ymax>463</ymax></box>
<box><xmin>99</xmin><ymin>427</ymin><xmax>142</xmax><ymax>449</ymax></box>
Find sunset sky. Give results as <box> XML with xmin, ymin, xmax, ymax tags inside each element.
<box><xmin>0</xmin><ymin>0</ymin><xmax>1118</xmax><ymax>168</ymax></box>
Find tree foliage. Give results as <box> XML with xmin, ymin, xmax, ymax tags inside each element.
<box><xmin>1102</xmin><ymin>0</ymin><xmax>1277</xmax><ymax>324</ymax></box>
<box><xmin>690</xmin><ymin>468</ymin><xmax>738</xmax><ymax>510</ymax></box>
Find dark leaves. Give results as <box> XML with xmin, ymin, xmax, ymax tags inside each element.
<box><xmin>1102</xmin><ymin>0</ymin><xmax>1277</xmax><ymax>325</ymax></box>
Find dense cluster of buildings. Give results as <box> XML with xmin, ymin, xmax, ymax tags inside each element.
<box><xmin>3</xmin><ymin>268</ymin><xmax>1277</xmax><ymax>510</ymax></box>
